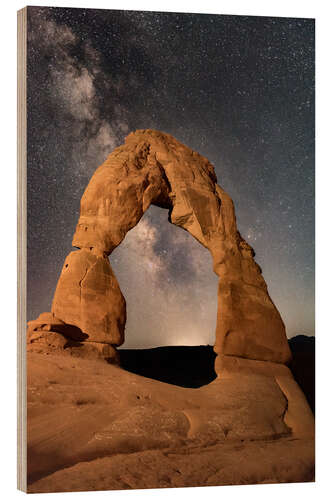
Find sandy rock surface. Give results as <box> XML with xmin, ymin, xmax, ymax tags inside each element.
<box><xmin>27</xmin><ymin>351</ymin><xmax>314</xmax><ymax>493</ymax></box>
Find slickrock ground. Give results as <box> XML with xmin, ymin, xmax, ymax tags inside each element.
<box><xmin>27</xmin><ymin>350</ymin><xmax>314</xmax><ymax>493</ymax></box>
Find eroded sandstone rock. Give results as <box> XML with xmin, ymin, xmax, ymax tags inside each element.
<box><xmin>27</xmin><ymin>330</ymin><xmax>119</xmax><ymax>364</ymax></box>
<box><xmin>38</xmin><ymin>129</ymin><xmax>291</xmax><ymax>368</ymax></box>
<box><xmin>27</xmin><ymin>312</ymin><xmax>86</xmax><ymax>341</ymax></box>
<box><xmin>52</xmin><ymin>249</ymin><xmax>126</xmax><ymax>345</ymax></box>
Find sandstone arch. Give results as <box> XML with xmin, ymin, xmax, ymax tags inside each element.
<box><xmin>42</xmin><ymin>129</ymin><xmax>291</xmax><ymax>374</ymax></box>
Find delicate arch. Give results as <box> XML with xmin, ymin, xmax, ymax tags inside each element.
<box><xmin>50</xmin><ymin>129</ymin><xmax>291</xmax><ymax>374</ymax></box>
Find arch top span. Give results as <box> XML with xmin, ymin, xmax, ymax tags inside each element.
<box><xmin>72</xmin><ymin>129</ymin><xmax>222</xmax><ymax>259</ymax></box>
<box><xmin>49</xmin><ymin>129</ymin><xmax>291</xmax><ymax>371</ymax></box>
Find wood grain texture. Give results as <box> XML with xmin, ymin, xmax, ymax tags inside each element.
<box><xmin>17</xmin><ymin>6</ymin><xmax>27</xmax><ymax>492</ymax></box>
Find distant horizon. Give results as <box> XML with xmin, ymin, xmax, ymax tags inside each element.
<box><xmin>118</xmin><ymin>334</ymin><xmax>315</xmax><ymax>350</ymax></box>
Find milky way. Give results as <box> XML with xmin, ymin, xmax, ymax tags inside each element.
<box><xmin>27</xmin><ymin>7</ymin><xmax>315</xmax><ymax>347</ymax></box>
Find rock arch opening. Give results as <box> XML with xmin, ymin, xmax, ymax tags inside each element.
<box><xmin>28</xmin><ymin>129</ymin><xmax>292</xmax><ymax>380</ymax></box>
<box><xmin>110</xmin><ymin>205</ymin><xmax>219</xmax><ymax>386</ymax></box>
<box><xmin>110</xmin><ymin>206</ymin><xmax>219</xmax><ymax>349</ymax></box>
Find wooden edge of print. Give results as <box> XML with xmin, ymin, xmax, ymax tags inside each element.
<box><xmin>17</xmin><ymin>6</ymin><xmax>27</xmax><ymax>493</ymax></box>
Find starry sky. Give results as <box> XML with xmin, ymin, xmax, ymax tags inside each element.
<box><xmin>27</xmin><ymin>6</ymin><xmax>315</xmax><ymax>348</ymax></box>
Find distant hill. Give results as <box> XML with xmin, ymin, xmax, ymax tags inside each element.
<box><xmin>119</xmin><ymin>345</ymin><xmax>217</xmax><ymax>388</ymax></box>
<box><xmin>288</xmin><ymin>335</ymin><xmax>315</xmax><ymax>414</ymax></box>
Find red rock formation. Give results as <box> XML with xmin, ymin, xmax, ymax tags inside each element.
<box><xmin>47</xmin><ymin>129</ymin><xmax>291</xmax><ymax>369</ymax></box>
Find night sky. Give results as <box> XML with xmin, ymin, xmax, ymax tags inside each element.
<box><xmin>27</xmin><ymin>7</ymin><xmax>315</xmax><ymax>348</ymax></box>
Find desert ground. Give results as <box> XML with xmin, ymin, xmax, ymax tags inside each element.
<box><xmin>26</xmin><ymin>341</ymin><xmax>314</xmax><ymax>493</ymax></box>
